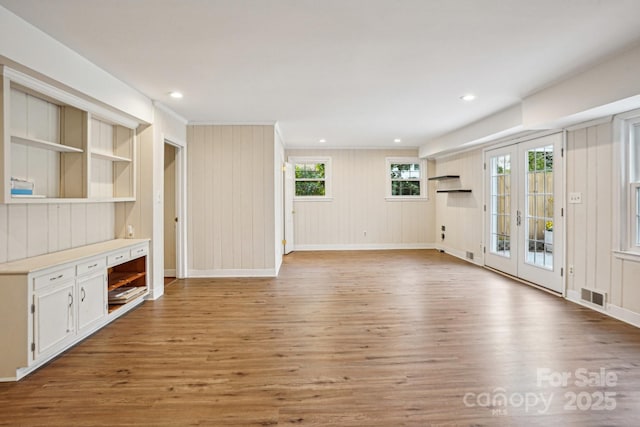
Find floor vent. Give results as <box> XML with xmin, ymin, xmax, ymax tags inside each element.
<box><xmin>581</xmin><ymin>288</ymin><xmax>606</xmax><ymax>308</ymax></box>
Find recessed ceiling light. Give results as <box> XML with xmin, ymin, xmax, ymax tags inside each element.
<box><xmin>319</xmin><ymin>138</ymin><xmax>326</xmax><ymax>143</ymax></box>
<box><xmin>460</xmin><ymin>94</ymin><xmax>476</xmax><ymax>101</ymax></box>
<box><xmin>393</xmin><ymin>138</ymin><xmax>402</xmax><ymax>144</ymax></box>
<box><xmin>169</xmin><ymin>91</ymin><xmax>183</xmax><ymax>99</ymax></box>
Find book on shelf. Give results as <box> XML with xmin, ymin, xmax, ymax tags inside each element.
<box><xmin>108</xmin><ymin>286</ymin><xmax>147</xmax><ymax>304</ymax></box>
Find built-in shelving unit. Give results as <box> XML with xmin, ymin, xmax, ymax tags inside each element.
<box><xmin>0</xmin><ymin>239</ymin><xmax>149</xmax><ymax>381</ymax></box>
<box><xmin>1</xmin><ymin>65</ymin><xmax>138</xmax><ymax>204</ymax></box>
<box><xmin>428</xmin><ymin>175</ymin><xmax>472</xmax><ymax>193</ymax></box>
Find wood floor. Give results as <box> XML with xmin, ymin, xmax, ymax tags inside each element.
<box><xmin>1</xmin><ymin>250</ymin><xmax>640</xmax><ymax>426</ymax></box>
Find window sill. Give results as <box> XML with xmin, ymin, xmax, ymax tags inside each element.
<box><xmin>385</xmin><ymin>197</ymin><xmax>428</xmax><ymax>202</ymax></box>
<box><xmin>612</xmin><ymin>250</ymin><xmax>640</xmax><ymax>263</ymax></box>
<box><xmin>293</xmin><ymin>197</ymin><xmax>333</xmax><ymax>202</ymax></box>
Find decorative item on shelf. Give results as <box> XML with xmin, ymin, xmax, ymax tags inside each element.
<box><xmin>10</xmin><ymin>177</ymin><xmax>34</xmax><ymax>195</ymax></box>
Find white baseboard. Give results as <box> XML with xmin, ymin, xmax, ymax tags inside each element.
<box><xmin>164</xmin><ymin>269</ymin><xmax>176</xmax><ymax>277</ymax></box>
<box><xmin>566</xmin><ymin>289</ymin><xmax>640</xmax><ymax>328</ymax></box>
<box><xmin>188</xmin><ymin>268</ymin><xmax>278</xmax><ymax>278</ymax></box>
<box><xmin>607</xmin><ymin>304</ymin><xmax>640</xmax><ymax>328</ymax></box>
<box><xmin>293</xmin><ymin>243</ymin><xmax>435</xmax><ymax>251</ymax></box>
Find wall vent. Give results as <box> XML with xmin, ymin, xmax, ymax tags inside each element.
<box><xmin>466</xmin><ymin>251</ymin><xmax>474</xmax><ymax>260</ymax></box>
<box><xmin>581</xmin><ymin>288</ymin><xmax>606</xmax><ymax>308</ymax></box>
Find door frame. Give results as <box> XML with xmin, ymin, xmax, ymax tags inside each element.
<box><xmin>163</xmin><ymin>136</ymin><xmax>188</xmax><ymax>279</ymax></box>
<box><xmin>482</xmin><ymin>130</ymin><xmax>567</xmax><ymax>296</ymax></box>
<box><xmin>283</xmin><ymin>162</ymin><xmax>294</xmax><ymax>254</ymax></box>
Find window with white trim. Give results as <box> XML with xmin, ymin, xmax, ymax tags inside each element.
<box><xmin>631</xmin><ymin>122</ymin><xmax>640</xmax><ymax>249</ymax></box>
<box><xmin>386</xmin><ymin>157</ymin><xmax>427</xmax><ymax>199</ymax></box>
<box><xmin>289</xmin><ymin>157</ymin><xmax>332</xmax><ymax>199</ymax></box>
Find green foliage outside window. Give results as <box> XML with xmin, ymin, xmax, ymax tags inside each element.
<box><xmin>390</xmin><ymin>163</ymin><xmax>421</xmax><ymax>196</ymax></box>
<box><xmin>295</xmin><ymin>162</ymin><xmax>326</xmax><ymax>196</ymax></box>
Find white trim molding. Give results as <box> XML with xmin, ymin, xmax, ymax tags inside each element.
<box><xmin>566</xmin><ymin>289</ymin><xmax>640</xmax><ymax>329</ymax></box>
<box><xmin>294</xmin><ymin>243</ymin><xmax>435</xmax><ymax>251</ymax></box>
<box><xmin>188</xmin><ymin>268</ymin><xmax>278</xmax><ymax>278</ymax></box>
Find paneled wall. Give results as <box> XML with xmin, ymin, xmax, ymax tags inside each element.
<box><xmin>433</xmin><ymin>148</ymin><xmax>484</xmax><ymax>263</ymax></box>
<box><xmin>187</xmin><ymin>125</ymin><xmax>276</xmax><ymax>275</ymax></box>
<box><xmin>286</xmin><ymin>149</ymin><xmax>434</xmax><ymax>249</ymax></box>
<box><xmin>566</xmin><ymin>121</ymin><xmax>640</xmax><ymax>321</ymax></box>
<box><xmin>0</xmin><ymin>202</ymin><xmax>114</xmax><ymax>263</ymax></box>
<box><xmin>89</xmin><ymin>117</ymin><xmax>114</xmax><ymax>198</ymax></box>
<box><xmin>566</xmin><ymin>122</ymin><xmax>613</xmax><ymax>296</ymax></box>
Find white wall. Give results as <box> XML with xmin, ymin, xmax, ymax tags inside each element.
<box><xmin>286</xmin><ymin>148</ymin><xmax>434</xmax><ymax>249</ymax></box>
<box><xmin>433</xmin><ymin>149</ymin><xmax>484</xmax><ymax>263</ymax></box>
<box><xmin>187</xmin><ymin>125</ymin><xmax>278</xmax><ymax>276</ymax></box>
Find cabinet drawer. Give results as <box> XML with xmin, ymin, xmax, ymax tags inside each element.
<box><xmin>107</xmin><ymin>251</ymin><xmax>130</xmax><ymax>266</ymax></box>
<box><xmin>76</xmin><ymin>258</ymin><xmax>106</xmax><ymax>276</ymax></box>
<box><xmin>130</xmin><ymin>245</ymin><xmax>148</xmax><ymax>259</ymax></box>
<box><xmin>33</xmin><ymin>267</ymin><xmax>75</xmax><ymax>291</ymax></box>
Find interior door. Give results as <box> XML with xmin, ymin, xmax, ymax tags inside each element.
<box><xmin>283</xmin><ymin>162</ymin><xmax>295</xmax><ymax>254</ymax></box>
<box><xmin>485</xmin><ymin>133</ymin><xmax>564</xmax><ymax>293</ymax></box>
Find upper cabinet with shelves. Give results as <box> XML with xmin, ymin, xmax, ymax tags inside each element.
<box><xmin>0</xmin><ymin>66</ymin><xmax>139</xmax><ymax>204</ymax></box>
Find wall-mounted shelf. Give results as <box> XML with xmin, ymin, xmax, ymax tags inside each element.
<box><xmin>11</xmin><ymin>135</ymin><xmax>84</xmax><ymax>153</ymax></box>
<box><xmin>436</xmin><ymin>189</ymin><xmax>472</xmax><ymax>193</ymax></box>
<box><xmin>91</xmin><ymin>150</ymin><xmax>132</xmax><ymax>162</ymax></box>
<box><xmin>428</xmin><ymin>175</ymin><xmax>460</xmax><ymax>181</ymax></box>
<box><xmin>430</xmin><ymin>174</ymin><xmax>472</xmax><ymax>193</ymax></box>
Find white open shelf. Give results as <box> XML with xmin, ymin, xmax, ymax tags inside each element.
<box><xmin>11</xmin><ymin>135</ymin><xmax>84</xmax><ymax>153</ymax></box>
<box><xmin>91</xmin><ymin>150</ymin><xmax>132</xmax><ymax>162</ymax></box>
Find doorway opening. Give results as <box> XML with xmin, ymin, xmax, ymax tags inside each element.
<box><xmin>164</xmin><ymin>142</ymin><xmax>177</xmax><ymax>284</ymax></box>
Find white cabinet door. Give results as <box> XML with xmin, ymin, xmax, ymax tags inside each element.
<box><xmin>33</xmin><ymin>281</ymin><xmax>75</xmax><ymax>359</ymax></box>
<box><xmin>77</xmin><ymin>272</ymin><xmax>106</xmax><ymax>331</ymax></box>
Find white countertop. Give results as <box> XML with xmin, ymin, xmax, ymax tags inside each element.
<box><xmin>0</xmin><ymin>239</ymin><xmax>150</xmax><ymax>275</ymax></box>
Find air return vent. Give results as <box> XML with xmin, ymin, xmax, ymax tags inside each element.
<box><xmin>581</xmin><ymin>288</ymin><xmax>606</xmax><ymax>308</ymax></box>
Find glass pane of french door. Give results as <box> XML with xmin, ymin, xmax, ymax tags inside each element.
<box><xmin>524</xmin><ymin>145</ymin><xmax>554</xmax><ymax>270</ymax></box>
<box><xmin>490</xmin><ymin>154</ymin><xmax>511</xmax><ymax>257</ymax></box>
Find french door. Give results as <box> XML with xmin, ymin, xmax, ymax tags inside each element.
<box><xmin>484</xmin><ymin>133</ymin><xmax>564</xmax><ymax>293</ymax></box>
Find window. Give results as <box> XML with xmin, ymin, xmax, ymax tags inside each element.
<box><xmin>289</xmin><ymin>157</ymin><xmax>332</xmax><ymax>199</ymax></box>
<box><xmin>386</xmin><ymin>157</ymin><xmax>426</xmax><ymax>199</ymax></box>
<box><xmin>631</xmin><ymin>122</ymin><xmax>640</xmax><ymax>248</ymax></box>
<box><xmin>635</xmin><ymin>183</ymin><xmax>640</xmax><ymax>246</ymax></box>
<box><xmin>619</xmin><ymin>116</ymin><xmax>640</xmax><ymax>252</ymax></box>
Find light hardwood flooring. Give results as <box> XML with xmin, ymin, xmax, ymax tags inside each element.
<box><xmin>1</xmin><ymin>250</ymin><xmax>640</xmax><ymax>426</ymax></box>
